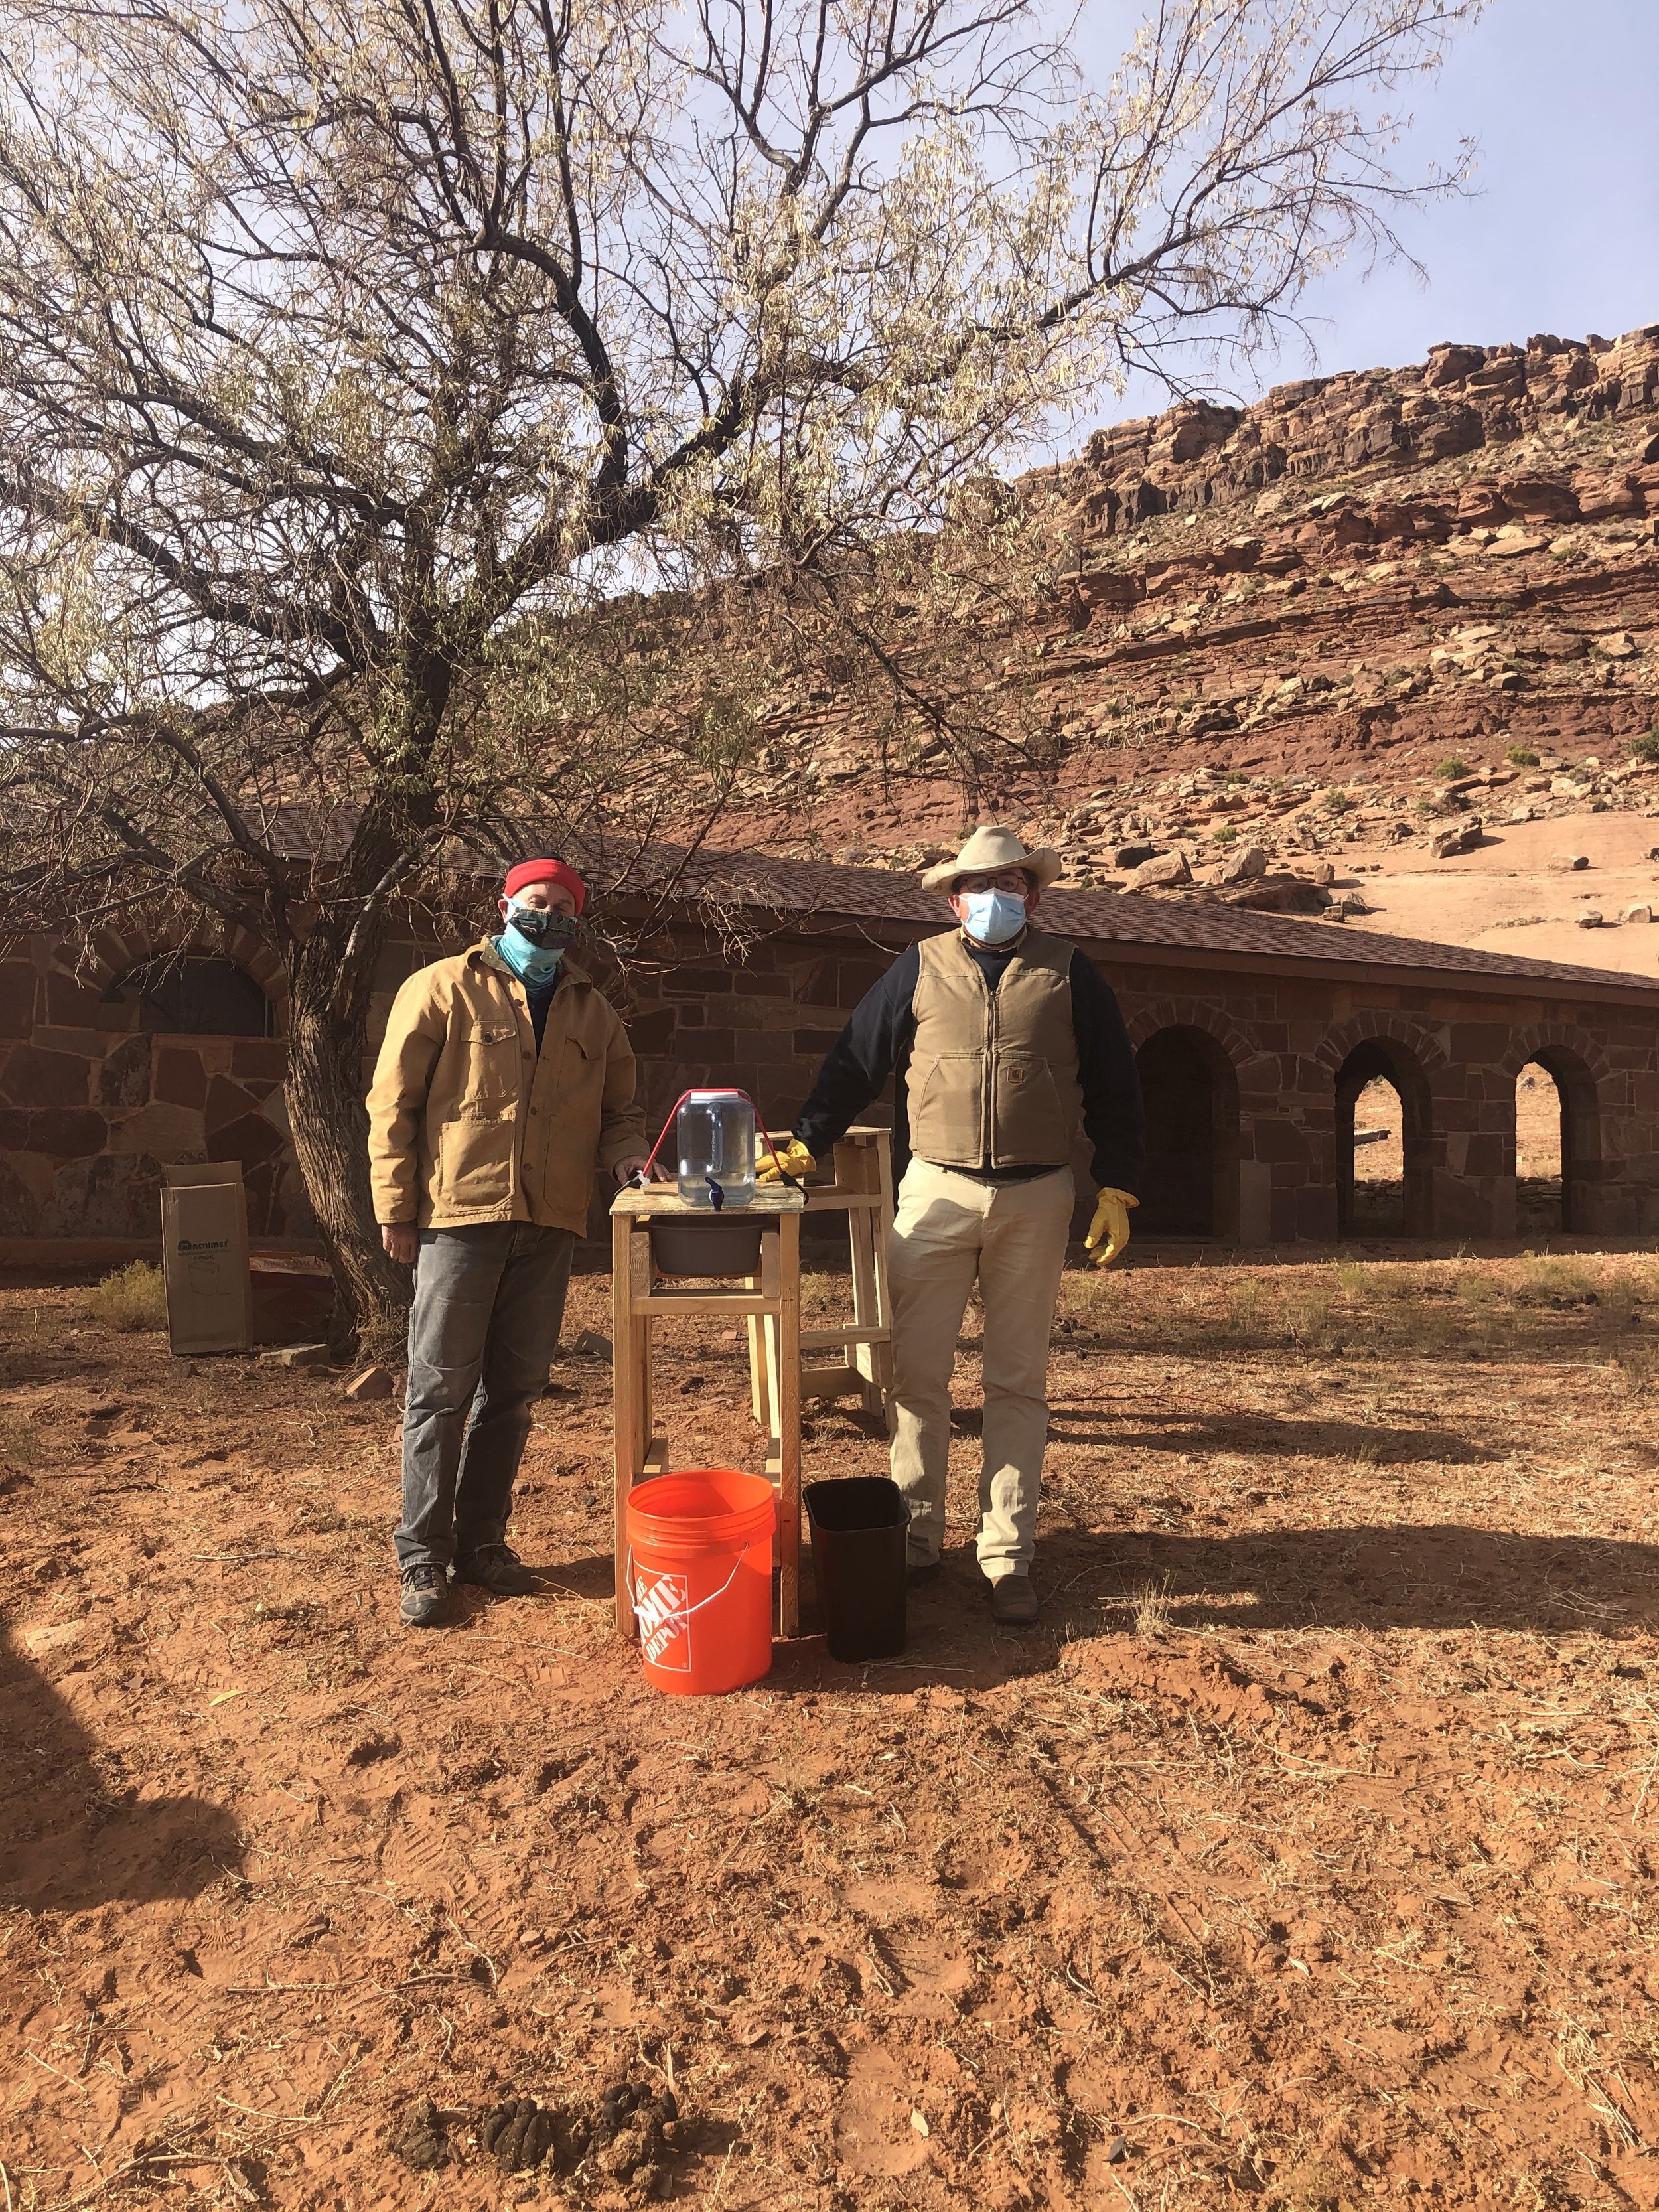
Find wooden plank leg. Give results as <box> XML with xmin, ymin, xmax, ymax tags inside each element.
<box><xmin>776</xmin><ymin>1209</ymin><xmax>802</xmax><ymax>1637</ymax></box>
<box><xmin>871</xmin><ymin>1133</ymin><xmax>896</xmax><ymax>1401</ymax></box>
<box><xmin>746</xmin><ymin>1282</ymin><xmax>769</xmax><ymax>1428</ymax></box>
<box><xmin>613</xmin><ymin>1213</ymin><xmax>636</xmax><ymax>1636</ymax></box>
<box><xmin>763</xmin><ymin>1314</ymin><xmax>783</xmax><ymax>1437</ymax></box>
<box><xmin>848</xmin><ymin>1205</ymin><xmax>883</xmax><ymax>1416</ymax></box>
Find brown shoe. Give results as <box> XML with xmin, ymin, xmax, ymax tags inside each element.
<box><xmin>989</xmin><ymin>1574</ymin><xmax>1039</xmax><ymax>1626</ymax></box>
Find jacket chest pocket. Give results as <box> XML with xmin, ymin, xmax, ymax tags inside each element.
<box><xmin>464</xmin><ymin>1019</ymin><xmax>523</xmax><ymax>1108</ymax></box>
<box><xmin>555</xmin><ymin>1033</ymin><xmax>603</xmax><ymax>1107</ymax></box>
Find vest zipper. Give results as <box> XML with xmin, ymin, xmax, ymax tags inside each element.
<box><xmin>981</xmin><ymin>950</ymin><xmax>997</xmax><ymax>1168</ymax></box>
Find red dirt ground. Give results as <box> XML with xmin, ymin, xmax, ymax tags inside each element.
<box><xmin>6</xmin><ymin>1250</ymin><xmax>1659</xmax><ymax>2210</ymax></box>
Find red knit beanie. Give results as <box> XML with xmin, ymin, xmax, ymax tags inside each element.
<box><xmin>503</xmin><ymin>858</ymin><xmax>587</xmax><ymax>914</ymax></box>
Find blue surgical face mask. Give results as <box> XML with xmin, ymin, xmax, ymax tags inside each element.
<box><xmin>958</xmin><ymin>889</ymin><xmax>1028</xmax><ymax>946</ymax></box>
<box><xmin>494</xmin><ymin>899</ymin><xmax>576</xmax><ymax>986</ymax></box>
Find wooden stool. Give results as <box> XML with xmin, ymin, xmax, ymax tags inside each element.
<box><xmin>611</xmin><ymin>1182</ymin><xmax>806</xmax><ymax>1639</ymax></box>
<box><xmin>747</xmin><ymin>1126</ymin><xmax>894</xmax><ymax>1431</ymax></box>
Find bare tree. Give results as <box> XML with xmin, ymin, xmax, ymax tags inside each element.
<box><xmin>0</xmin><ymin>0</ymin><xmax>1479</xmax><ymax>1339</ymax></box>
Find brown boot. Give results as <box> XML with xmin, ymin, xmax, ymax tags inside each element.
<box><xmin>989</xmin><ymin>1574</ymin><xmax>1039</xmax><ymax>1626</ymax></box>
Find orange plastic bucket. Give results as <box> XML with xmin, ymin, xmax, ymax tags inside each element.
<box><xmin>625</xmin><ymin>1468</ymin><xmax>776</xmax><ymax>1696</ymax></box>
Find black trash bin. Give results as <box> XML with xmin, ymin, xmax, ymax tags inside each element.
<box><xmin>804</xmin><ymin>1476</ymin><xmax>908</xmax><ymax>1664</ymax></box>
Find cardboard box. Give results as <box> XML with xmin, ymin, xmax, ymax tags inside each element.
<box><xmin>161</xmin><ymin>1163</ymin><xmax>253</xmax><ymax>1356</ymax></box>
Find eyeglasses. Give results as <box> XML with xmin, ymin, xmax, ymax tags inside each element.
<box><xmin>954</xmin><ymin>870</ymin><xmax>1032</xmax><ymax>895</ymax></box>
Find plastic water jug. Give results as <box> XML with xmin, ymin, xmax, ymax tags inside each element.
<box><xmin>676</xmin><ymin>1091</ymin><xmax>756</xmax><ymax>1210</ymax></box>
<box><xmin>676</xmin><ymin>1092</ymin><xmax>756</xmax><ymax>1209</ymax></box>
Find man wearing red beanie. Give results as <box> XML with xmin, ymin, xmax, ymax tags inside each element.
<box><xmin>368</xmin><ymin>858</ymin><xmax>649</xmax><ymax>1627</ymax></box>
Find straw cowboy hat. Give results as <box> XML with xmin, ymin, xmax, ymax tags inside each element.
<box><xmin>919</xmin><ymin>824</ymin><xmax>1064</xmax><ymax>893</ymax></box>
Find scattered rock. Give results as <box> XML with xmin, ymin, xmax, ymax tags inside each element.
<box><xmin>1595</xmin><ymin>630</ymin><xmax>1639</xmax><ymax>658</ymax></box>
<box><xmin>1225</xmin><ymin>874</ymin><xmax>1328</xmax><ymax>915</ymax></box>
<box><xmin>570</xmin><ymin>1329</ymin><xmax>614</xmax><ymax>1364</ymax></box>
<box><xmin>1129</xmin><ymin>849</ymin><xmax>1192</xmax><ymax>889</ymax></box>
<box><xmin>23</xmin><ymin>1619</ymin><xmax>84</xmax><ymax>1655</ymax></box>
<box><xmin>1218</xmin><ymin>844</ymin><xmax>1268</xmax><ymax>885</ymax></box>
<box><xmin>1626</xmin><ymin>905</ymin><xmax>1655</xmax><ymax>926</ymax></box>
<box><xmin>343</xmin><ymin>1363</ymin><xmax>393</xmax><ymax>1401</ymax></box>
<box><xmin>259</xmin><ymin>1342</ymin><xmax>332</xmax><ymax>1369</ymax></box>
<box><xmin>388</xmin><ymin>2097</ymin><xmax>450</xmax><ymax>2172</ymax></box>
<box><xmin>1429</xmin><ymin>822</ymin><xmax>1483</xmax><ymax>859</ymax></box>
<box><xmin>1551</xmin><ymin>853</ymin><xmax>1591</xmax><ymax>871</ymax></box>
<box><xmin>1577</xmin><ymin>910</ymin><xmax>1605</xmax><ymax>929</ymax></box>
<box><xmin>1112</xmin><ymin>842</ymin><xmax>1161</xmax><ymax>869</ymax></box>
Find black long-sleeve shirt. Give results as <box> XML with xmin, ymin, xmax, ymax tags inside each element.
<box><xmin>795</xmin><ymin>934</ymin><xmax>1145</xmax><ymax>1193</ymax></box>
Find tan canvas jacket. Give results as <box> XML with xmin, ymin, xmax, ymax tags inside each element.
<box><xmin>366</xmin><ymin>939</ymin><xmax>647</xmax><ymax>1234</ymax></box>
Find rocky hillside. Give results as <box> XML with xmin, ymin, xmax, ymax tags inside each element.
<box><xmin>738</xmin><ymin>322</ymin><xmax>1659</xmax><ymax>970</ymax></box>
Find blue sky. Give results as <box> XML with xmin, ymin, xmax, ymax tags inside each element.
<box><xmin>1076</xmin><ymin>0</ymin><xmax>1659</xmax><ymax>427</ymax></box>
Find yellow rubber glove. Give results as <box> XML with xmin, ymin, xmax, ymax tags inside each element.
<box><xmin>1084</xmin><ymin>1187</ymin><xmax>1139</xmax><ymax>1268</ymax></box>
<box><xmin>757</xmin><ymin>1136</ymin><xmax>816</xmax><ymax>1183</ymax></box>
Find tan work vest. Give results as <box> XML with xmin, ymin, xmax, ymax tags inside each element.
<box><xmin>905</xmin><ymin>928</ymin><xmax>1082</xmax><ymax>1169</ymax></box>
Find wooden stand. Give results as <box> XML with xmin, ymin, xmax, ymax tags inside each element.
<box><xmin>612</xmin><ymin>1182</ymin><xmax>806</xmax><ymax>1639</ymax></box>
<box><xmin>748</xmin><ymin>1126</ymin><xmax>894</xmax><ymax>1426</ymax></box>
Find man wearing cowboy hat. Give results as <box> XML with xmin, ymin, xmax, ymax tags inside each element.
<box><xmin>368</xmin><ymin>858</ymin><xmax>650</xmax><ymax>1628</ymax></box>
<box><xmin>762</xmin><ymin>828</ymin><xmax>1144</xmax><ymax>1624</ymax></box>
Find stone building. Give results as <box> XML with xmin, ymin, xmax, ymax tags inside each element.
<box><xmin>3</xmin><ymin>856</ymin><xmax>1658</xmax><ymax>1253</ymax></box>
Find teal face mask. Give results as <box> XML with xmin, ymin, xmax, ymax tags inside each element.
<box><xmin>958</xmin><ymin>889</ymin><xmax>1028</xmax><ymax>945</ymax></box>
<box><xmin>494</xmin><ymin>900</ymin><xmax>574</xmax><ymax>986</ymax></box>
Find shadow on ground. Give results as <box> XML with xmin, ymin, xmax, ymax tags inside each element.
<box><xmin>0</xmin><ymin>1635</ymin><xmax>244</xmax><ymax>1909</ymax></box>
<box><xmin>1043</xmin><ymin>1404</ymin><xmax>1494</xmax><ymax>1464</ymax></box>
<box><xmin>538</xmin><ymin>1521</ymin><xmax>1659</xmax><ymax>1696</ymax></box>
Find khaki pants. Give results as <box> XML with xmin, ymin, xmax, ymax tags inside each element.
<box><xmin>887</xmin><ymin>1161</ymin><xmax>1074</xmax><ymax>1581</ymax></box>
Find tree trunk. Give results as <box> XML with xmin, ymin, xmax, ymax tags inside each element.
<box><xmin>284</xmin><ymin>917</ymin><xmax>411</xmax><ymax>1357</ymax></box>
<box><xmin>281</xmin><ymin>656</ymin><xmax>454</xmax><ymax>1355</ymax></box>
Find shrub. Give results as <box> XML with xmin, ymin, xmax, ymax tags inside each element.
<box><xmin>1437</xmin><ymin>756</ymin><xmax>1470</xmax><ymax>779</ymax></box>
<box><xmin>1631</xmin><ymin>731</ymin><xmax>1659</xmax><ymax>765</ymax></box>
<box><xmin>1212</xmin><ymin>824</ymin><xmax>1238</xmax><ymax>846</ymax></box>
<box><xmin>1323</xmin><ymin>788</ymin><xmax>1354</xmax><ymax>814</ymax></box>
<box><xmin>0</xmin><ymin>1412</ymin><xmax>41</xmax><ymax>1475</ymax></box>
<box><xmin>84</xmin><ymin>1260</ymin><xmax>168</xmax><ymax>1332</ymax></box>
<box><xmin>1506</xmin><ymin>745</ymin><xmax>1540</xmax><ymax>768</ymax></box>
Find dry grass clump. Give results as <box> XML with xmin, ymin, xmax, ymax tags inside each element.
<box><xmin>0</xmin><ymin>1409</ymin><xmax>40</xmax><ymax>1475</ymax></box>
<box><xmin>1129</xmin><ymin>1576</ymin><xmax>1174</xmax><ymax>1638</ymax></box>
<box><xmin>84</xmin><ymin>1260</ymin><xmax>169</xmax><ymax>1332</ymax></box>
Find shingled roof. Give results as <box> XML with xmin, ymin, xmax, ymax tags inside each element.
<box><xmin>257</xmin><ymin>808</ymin><xmax>1659</xmax><ymax>1003</ymax></box>
<box><xmin>658</xmin><ymin>848</ymin><xmax>1659</xmax><ymax>1003</ymax></box>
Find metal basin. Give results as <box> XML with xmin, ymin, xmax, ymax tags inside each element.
<box><xmin>649</xmin><ymin>1214</ymin><xmax>764</xmax><ymax>1278</ymax></box>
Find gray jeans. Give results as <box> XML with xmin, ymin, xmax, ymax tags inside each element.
<box><xmin>395</xmin><ymin>1223</ymin><xmax>577</xmax><ymax>1572</ymax></box>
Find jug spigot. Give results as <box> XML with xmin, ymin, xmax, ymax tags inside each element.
<box><xmin>705</xmin><ymin>1175</ymin><xmax>725</xmax><ymax>1213</ymax></box>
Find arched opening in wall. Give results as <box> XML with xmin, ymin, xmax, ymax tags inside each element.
<box><xmin>1515</xmin><ymin>1061</ymin><xmax>1564</xmax><ymax>1232</ymax></box>
<box><xmin>105</xmin><ymin>955</ymin><xmax>273</xmax><ymax>1037</ymax></box>
<box><xmin>1133</xmin><ymin>1025</ymin><xmax>1240</xmax><ymax>1239</ymax></box>
<box><xmin>1515</xmin><ymin>1051</ymin><xmax>1600</xmax><ymax>1234</ymax></box>
<box><xmin>1335</xmin><ymin>1041</ymin><xmax>1433</xmax><ymax>1238</ymax></box>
